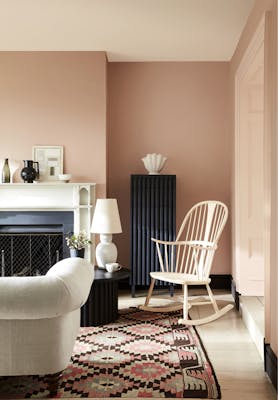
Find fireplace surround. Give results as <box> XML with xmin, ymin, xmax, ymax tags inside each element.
<box><xmin>0</xmin><ymin>183</ymin><xmax>96</xmax><ymax>275</ymax></box>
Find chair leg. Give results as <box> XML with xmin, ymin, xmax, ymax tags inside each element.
<box><xmin>144</xmin><ymin>277</ymin><xmax>155</xmax><ymax>306</ymax></box>
<box><xmin>140</xmin><ymin>277</ymin><xmax>183</xmax><ymax>313</ymax></box>
<box><xmin>178</xmin><ymin>283</ymin><xmax>234</xmax><ymax>326</ymax></box>
<box><xmin>206</xmin><ymin>283</ymin><xmax>219</xmax><ymax>313</ymax></box>
<box><xmin>183</xmin><ymin>284</ymin><xmax>189</xmax><ymax>320</ymax></box>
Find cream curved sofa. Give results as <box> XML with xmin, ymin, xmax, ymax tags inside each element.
<box><xmin>0</xmin><ymin>257</ymin><xmax>94</xmax><ymax>379</ymax></box>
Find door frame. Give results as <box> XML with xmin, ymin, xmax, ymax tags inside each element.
<box><xmin>234</xmin><ymin>14</ymin><xmax>271</xmax><ymax>339</ymax></box>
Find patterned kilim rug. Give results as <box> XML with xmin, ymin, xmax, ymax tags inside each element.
<box><xmin>0</xmin><ymin>308</ymin><xmax>221</xmax><ymax>399</ymax></box>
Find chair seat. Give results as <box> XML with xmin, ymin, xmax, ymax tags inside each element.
<box><xmin>150</xmin><ymin>271</ymin><xmax>211</xmax><ymax>285</ymax></box>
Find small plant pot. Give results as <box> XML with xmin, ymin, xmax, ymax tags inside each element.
<box><xmin>70</xmin><ymin>248</ymin><xmax>85</xmax><ymax>258</ymax></box>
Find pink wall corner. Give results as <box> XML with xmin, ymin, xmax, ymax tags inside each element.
<box><xmin>0</xmin><ymin>51</ymin><xmax>107</xmax><ymax>197</ymax></box>
<box><xmin>108</xmin><ymin>62</ymin><xmax>231</xmax><ymax>274</ymax></box>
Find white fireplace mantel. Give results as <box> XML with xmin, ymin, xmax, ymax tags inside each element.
<box><xmin>0</xmin><ymin>182</ymin><xmax>96</xmax><ymax>262</ymax></box>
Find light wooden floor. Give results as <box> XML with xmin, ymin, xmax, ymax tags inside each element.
<box><xmin>117</xmin><ymin>288</ymin><xmax>277</xmax><ymax>400</ymax></box>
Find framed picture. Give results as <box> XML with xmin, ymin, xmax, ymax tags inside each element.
<box><xmin>32</xmin><ymin>146</ymin><xmax>63</xmax><ymax>181</ymax></box>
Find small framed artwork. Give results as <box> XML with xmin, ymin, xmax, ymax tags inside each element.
<box><xmin>32</xmin><ymin>146</ymin><xmax>63</xmax><ymax>181</ymax></box>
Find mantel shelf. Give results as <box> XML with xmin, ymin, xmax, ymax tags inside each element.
<box><xmin>0</xmin><ymin>182</ymin><xmax>96</xmax><ymax>187</ymax></box>
<box><xmin>0</xmin><ymin>182</ymin><xmax>96</xmax><ymax>263</ymax></box>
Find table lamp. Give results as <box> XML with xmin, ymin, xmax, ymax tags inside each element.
<box><xmin>91</xmin><ymin>198</ymin><xmax>122</xmax><ymax>268</ymax></box>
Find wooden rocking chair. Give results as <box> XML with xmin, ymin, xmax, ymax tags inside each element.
<box><xmin>139</xmin><ymin>200</ymin><xmax>233</xmax><ymax>325</ymax></box>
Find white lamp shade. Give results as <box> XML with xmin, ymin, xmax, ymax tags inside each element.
<box><xmin>91</xmin><ymin>198</ymin><xmax>122</xmax><ymax>234</ymax></box>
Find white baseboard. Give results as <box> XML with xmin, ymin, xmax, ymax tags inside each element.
<box><xmin>240</xmin><ymin>296</ymin><xmax>264</xmax><ymax>359</ymax></box>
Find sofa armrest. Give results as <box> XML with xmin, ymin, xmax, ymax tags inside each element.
<box><xmin>47</xmin><ymin>257</ymin><xmax>95</xmax><ymax>309</ymax></box>
<box><xmin>0</xmin><ymin>258</ymin><xmax>94</xmax><ymax>320</ymax></box>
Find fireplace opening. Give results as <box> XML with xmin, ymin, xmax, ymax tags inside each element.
<box><xmin>0</xmin><ymin>212</ymin><xmax>73</xmax><ymax>277</ymax></box>
<box><xmin>0</xmin><ymin>231</ymin><xmax>64</xmax><ymax>276</ymax></box>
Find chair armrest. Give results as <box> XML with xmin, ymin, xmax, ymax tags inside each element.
<box><xmin>151</xmin><ymin>238</ymin><xmax>216</xmax><ymax>249</ymax></box>
<box><xmin>184</xmin><ymin>240</ymin><xmax>217</xmax><ymax>250</ymax></box>
<box><xmin>151</xmin><ymin>238</ymin><xmax>187</xmax><ymax>246</ymax></box>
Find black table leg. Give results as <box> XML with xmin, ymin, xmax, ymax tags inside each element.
<box><xmin>81</xmin><ymin>280</ymin><xmax>119</xmax><ymax>327</ymax></box>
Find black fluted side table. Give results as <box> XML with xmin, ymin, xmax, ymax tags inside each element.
<box><xmin>81</xmin><ymin>266</ymin><xmax>130</xmax><ymax>327</ymax></box>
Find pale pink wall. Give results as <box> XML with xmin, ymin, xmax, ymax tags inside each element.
<box><xmin>0</xmin><ymin>51</ymin><xmax>107</xmax><ymax>197</ymax></box>
<box><xmin>230</xmin><ymin>0</ymin><xmax>277</xmax><ymax>354</ymax></box>
<box><xmin>108</xmin><ymin>62</ymin><xmax>231</xmax><ymax>273</ymax></box>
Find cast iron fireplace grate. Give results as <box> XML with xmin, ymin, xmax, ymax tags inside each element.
<box><xmin>0</xmin><ymin>233</ymin><xmax>64</xmax><ymax>277</ymax></box>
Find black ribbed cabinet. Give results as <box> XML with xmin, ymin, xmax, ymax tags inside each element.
<box><xmin>130</xmin><ymin>174</ymin><xmax>176</xmax><ymax>297</ymax></box>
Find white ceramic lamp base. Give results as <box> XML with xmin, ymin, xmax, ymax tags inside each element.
<box><xmin>95</xmin><ymin>234</ymin><xmax>118</xmax><ymax>269</ymax></box>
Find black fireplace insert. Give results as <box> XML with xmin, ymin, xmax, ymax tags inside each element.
<box><xmin>0</xmin><ymin>211</ymin><xmax>73</xmax><ymax>276</ymax></box>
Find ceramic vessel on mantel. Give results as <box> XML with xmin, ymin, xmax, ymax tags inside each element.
<box><xmin>142</xmin><ymin>153</ymin><xmax>167</xmax><ymax>175</ymax></box>
<box><xmin>2</xmin><ymin>159</ymin><xmax>10</xmax><ymax>183</ymax></box>
<box><xmin>20</xmin><ymin>160</ymin><xmax>39</xmax><ymax>183</ymax></box>
<box><xmin>8</xmin><ymin>159</ymin><xmax>20</xmax><ymax>183</ymax></box>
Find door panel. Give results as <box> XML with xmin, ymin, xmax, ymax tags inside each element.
<box><xmin>236</xmin><ymin>44</ymin><xmax>264</xmax><ymax>296</ymax></box>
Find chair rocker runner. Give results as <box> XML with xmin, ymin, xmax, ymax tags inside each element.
<box><xmin>139</xmin><ymin>201</ymin><xmax>233</xmax><ymax>325</ymax></box>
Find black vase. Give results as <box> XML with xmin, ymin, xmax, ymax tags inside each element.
<box><xmin>21</xmin><ymin>160</ymin><xmax>37</xmax><ymax>183</ymax></box>
<box><xmin>70</xmin><ymin>248</ymin><xmax>85</xmax><ymax>258</ymax></box>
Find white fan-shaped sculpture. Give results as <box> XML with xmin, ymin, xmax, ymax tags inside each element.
<box><xmin>142</xmin><ymin>153</ymin><xmax>167</xmax><ymax>175</ymax></box>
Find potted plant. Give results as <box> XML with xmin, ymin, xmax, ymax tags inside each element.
<box><xmin>65</xmin><ymin>230</ymin><xmax>92</xmax><ymax>258</ymax></box>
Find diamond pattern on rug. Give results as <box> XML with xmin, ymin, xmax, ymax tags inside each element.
<box><xmin>0</xmin><ymin>308</ymin><xmax>221</xmax><ymax>398</ymax></box>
